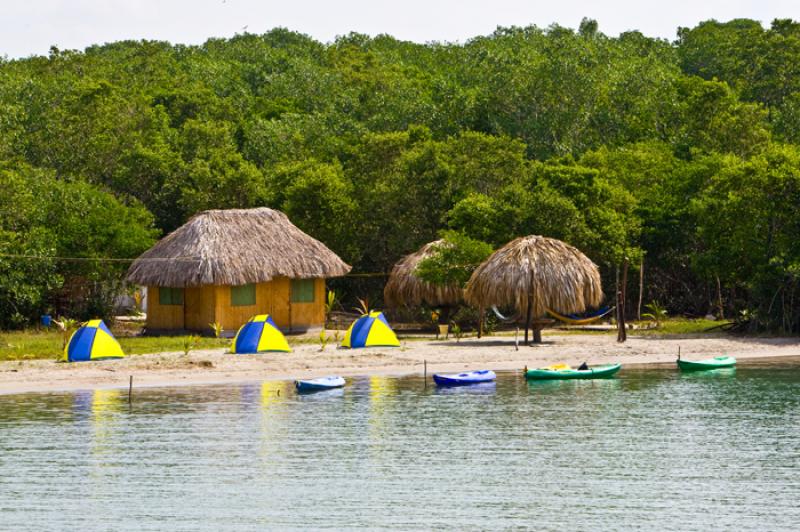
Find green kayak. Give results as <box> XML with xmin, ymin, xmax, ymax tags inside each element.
<box><xmin>525</xmin><ymin>363</ymin><xmax>622</xmax><ymax>380</ymax></box>
<box><xmin>677</xmin><ymin>356</ymin><xmax>736</xmax><ymax>371</ymax></box>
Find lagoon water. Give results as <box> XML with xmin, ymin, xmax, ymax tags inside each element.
<box><xmin>1</xmin><ymin>367</ymin><xmax>799</xmax><ymax>530</ymax></box>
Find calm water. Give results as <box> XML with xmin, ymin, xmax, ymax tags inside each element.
<box><xmin>1</xmin><ymin>367</ymin><xmax>799</xmax><ymax>531</ymax></box>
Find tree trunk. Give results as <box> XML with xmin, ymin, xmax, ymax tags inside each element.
<box><xmin>637</xmin><ymin>258</ymin><xmax>644</xmax><ymax>322</ymax></box>
<box><xmin>715</xmin><ymin>275</ymin><xmax>724</xmax><ymax>319</ymax></box>
<box><xmin>618</xmin><ymin>259</ymin><xmax>629</xmax><ymax>343</ymax></box>
<box><xmin>478</xmin><ymin>306</ymin><xmax>484</xmax><ymax>338</ymax></box>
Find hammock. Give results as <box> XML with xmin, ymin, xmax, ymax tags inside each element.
<box><xmin>546</xmin><ymin>306</ymin><xmax>615</xmax><ymax>326</ymax></box>
<box><xmin>490</xmin><ymin>306</ymin><xmax>522</xmax><ymax>323</ymax></box>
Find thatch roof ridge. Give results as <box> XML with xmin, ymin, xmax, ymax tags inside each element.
<box><xmin>126</xmin><ymin>207</ymin><xmax>351</xmax><ymax>287</ymax></box>
<box><xmin>465</xmin><ymin>235</ymin><xmax>602</xmax><ymax>316</ymax></box>
<box><xmin>384</xmin><ymin>239</ymin><xmax>464</xmax><ymax>308</ymax></box>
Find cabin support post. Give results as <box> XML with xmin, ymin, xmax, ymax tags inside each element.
<box><xmin>524</xmin><ymin>293</ymin><xmax>532</xmax><ymax>345</ymax></box>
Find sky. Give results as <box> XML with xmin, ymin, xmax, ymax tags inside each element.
<box><xmin>1</xmin><ymin>0</ymin><xmax>798</xmax><ymax>59</ymax></box>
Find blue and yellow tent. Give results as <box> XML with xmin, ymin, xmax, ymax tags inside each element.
<box><xmin>232</xmin><ymin>314</ymin><xmax>291</xmax><ymax>354</ymax></box>
<box><xmin>63</xmin><ymin>320</ymin><xmax>125</xmax><ymax>362</ymax></box>
<box><xmin>341</xmin><ymin>311</ymin><xmax>400</xmax><ymax>348</ymax></box>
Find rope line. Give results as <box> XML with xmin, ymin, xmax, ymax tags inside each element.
<box><xmin>0</xmin><ymin>253</ymin><xmax>389</xmax><ymax>277</ymax></box>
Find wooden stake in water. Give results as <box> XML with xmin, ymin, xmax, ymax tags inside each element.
<box><xmin>128</xmin><ymin>375</ymin><xmax>133</xmax><ymax>405</ymax></box>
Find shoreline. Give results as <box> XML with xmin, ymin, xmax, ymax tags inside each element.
<box><xmin>2</xmin><ymin>333</ymin><xmax>799</xmax><ymax>396</ymax></box>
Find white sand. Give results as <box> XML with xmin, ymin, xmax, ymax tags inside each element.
<box><xmin>1</xmin><ymin>333</ymin><xmax>799</xmax><ymax>395</ymax></box>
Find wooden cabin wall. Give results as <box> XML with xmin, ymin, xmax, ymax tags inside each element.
<box><xmin>146</xmin><ymin>278</ymin><xmax>326</xmax><ymax>333</ymax></box>
<box><xmin>215</xmin><ymin>277</ymin><xmax>324</xmax><ymax>332</ymax></box>
<box><xmin>146</xmin><ymin>286</ymin><xmax>184</xmax><ymax>330</ymax></box>
<box><xmin>289</xmin><ymin>278</ymin><xmax>326</xmax><ymax>328</ymax></box>
<box><xmin>185</xmin><ymin>285</ymin><xmax>217</xmax><ymax>331</ymax></box>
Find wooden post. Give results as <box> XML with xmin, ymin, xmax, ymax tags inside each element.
<box><xmin>128</xmin><ymin>375</ymin><xmax>133</xmax><ymax>405</ymax></box>
<box><xmin>533</xmin><ymin>322</ymin><xmax>542</xmax><ymax>344</ymax></box>
<box><xmin>524</xmin><ymin>293</ymin><xmax>532</xmax><ymax>346</ymax></box>
<box><xmin>637</xmin><ymin>258</ymin><xmax>644</xmax><ymax>322</ymax></box>
<box><xmin>478</xmin><ymin>306</ymin><xmax>484</xmax><ymax>338</ymax></box>
<box><xmin>515</xmin><ymin>327</ymin><xmax>519</xmax><ymax>351</ymax></box>
<box><xmin>617</xmin><ymin>259</ymin><xmax>629</xmax><ymax>343</ymax></box>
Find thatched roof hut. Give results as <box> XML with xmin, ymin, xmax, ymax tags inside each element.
<box><xmin>126</xmin><ymin>207</ymin><xmax>350</xmax><ymax>333</ymax></box>
<box><xmin>465</xmin><ymin>235</ymin><xmax>602</xmax><ymax>343</ymax></box>
<box><xmin>127</xmin><ymin>207</ymin><xmax>350</xmax><ymax>287</ymax></box>
<box><xmin>384</xmin><ymin>240</ymin><xmax>464</xmax><ymax>309</ymax></box>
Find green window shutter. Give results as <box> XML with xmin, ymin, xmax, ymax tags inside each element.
<box><xmin>291</xmin><ymin>279</ymin><xmax>315</xmax><ymax>303</ymax></box>
<box><xmin>231</xmin><ymin>284</ymin><xmax>256</xmax><ymax>306</ymax></box>
<box><xmin>159</xmin><ymin>287</ymin><xmax>184</xmax><ymax>306</ymax></box>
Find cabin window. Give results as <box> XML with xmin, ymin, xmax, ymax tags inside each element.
<box><xmin>231</xmin><ymin>283</ymin><xmax>256</xmax><ymax>306</ymax></box>
<box><xmin>159</xmin><ymin>287</ymin><xmax>184</xmax><ymax>306</ymax></box>
<box><xmin>291</xmin><ymin>279</ymin><xmax>315</xmax><ymax>303</ymax></box>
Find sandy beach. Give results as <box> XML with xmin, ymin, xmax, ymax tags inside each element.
<box><xmin>2</xmin><ymin>332</ymin><xmax>799</xmax><ymax>395</ymax></box>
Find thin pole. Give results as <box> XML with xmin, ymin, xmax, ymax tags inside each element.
<box><xmin>424</xmin><ymin>359</ymin><xmax>427</xmax><ymax>380</ymax></box>
<box><xmin>128</xmin><ymin>375</ymin><xmax>133</xmax><ymax>405</ymax></box>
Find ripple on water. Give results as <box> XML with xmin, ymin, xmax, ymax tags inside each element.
<box><xmin>0</xmin><ymin>367</ymin><xmax>799</xmax><ymax>531</ymax></box>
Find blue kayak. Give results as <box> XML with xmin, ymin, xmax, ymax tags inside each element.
<box><xmin>433</xmin><ymin>370</ymin><xmax>497</xmax><ymax>386</ymax></box>
<box><xmin>295</xmin><ymin>376</ymin><xmax>346</xmax><ymax>392</ymax></box>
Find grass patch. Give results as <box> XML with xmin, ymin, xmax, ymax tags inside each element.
<box><xmin>0</xmin><ymin>329</ymin><xmax>231</xmax><ymax>362</ymax></box>
<box><xmin>0</xmin><ymin>326</ymin><xmax>345</xmax><ymax>362</ymax></box>
<box><xmin>629</xmin><ymin>318</ymin><xmax>728</xmax><ymax>336</ymax></box>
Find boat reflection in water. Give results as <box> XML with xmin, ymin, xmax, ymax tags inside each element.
<box><xmin>433</xmin><ymin>381</ymin><xmax>497</xmax><ymax>395</ymax></box>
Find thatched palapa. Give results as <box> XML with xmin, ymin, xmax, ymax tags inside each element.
<box><xmin>127</xmin><ymin>208</ymin><xmax>350</xmax><ymax>287</ymax></box>
<box><xmin>465</xmin><ymin>235</ymin><xmax>602</xmax><ymax>343</ymax></box>
<box><xmin>127</xmin><ymin>208</ymin><xmax>351</xmax><ymax>334</ymax></box>
<box><xmin>384</xmin><ymin>240</ymin><xmax>464</xmax><ymax>309</ymax></box>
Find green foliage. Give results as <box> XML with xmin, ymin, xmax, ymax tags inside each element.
<box><xmin>324</xmin><ymin>290</ymin><xmax>338</xmax><ymax>318</ymax></box>
<box><xmin>209</xmin><ymin>322</ymin><xmax>223</xmax><ymax>338</ymax></box>
<box><xmin>415</xmin><ymin>231</ymin><xmax>493</xmax><ymax>287</ymax></box>
<box><xmin>642</xmin><ymin>301</ymin><xmax>668</xmax><ymax>328</ymax></box>
<box><xmin>0</xmin><ymin>163</ymin><xmax>157</xmax><ymax>327</ymax></box>
<box><xmin>353</xmin><ymin>297</ymin><xmax>370</xmax><ymax>316</ymax></box>
<box><xmin>319</xmin><ymin>329</ymin><xmax>328</xmax><ymax>351</ymax></box>
<box><xmin>1</xmin><ymin>20</ymin><xmax>800</xmax><ymax>331</ymax></box>
<box><xmin>182</xmin><ymin>335</ymin><xmax>200</xmax><ymax>357</ymax></box>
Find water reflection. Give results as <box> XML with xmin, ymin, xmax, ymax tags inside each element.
<box><xmin>433</xmin><ymin>381</ymin><xmax>497</xmax><ymax>395</ymax></box>
<box><xmin>295</xmin><ymin>386</ymin><xmax>344</xmax><ymax>401</ymax></box>
<box><xmin>679</xmin><ymin>367</ymin><xmax>737</xmax><ymax>380</ymax></box>
<box><xmin>72</xmin><ymin>389</ymin><xmax>123</xmax><ymax>455</ymax></box>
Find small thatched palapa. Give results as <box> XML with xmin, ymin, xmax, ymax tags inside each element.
<box><xmin>465</xmin><ymin>235</ymin><xmax>602</xmax><ymax>343</ymax></box>
<box><xmin>127</xmin><ymin>208</ymin><xmax>351</xmax><ymax>334</ymax></box>
<box><xmin>384</xmin><ymin>240</ymin><xmax>464</xmax><ymax>309</ymax></box>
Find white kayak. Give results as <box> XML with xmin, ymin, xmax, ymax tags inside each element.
<box><xmin>295</xmin><ymin>376</ymin><xmax>346</xmax><ymax>392</ymax></box>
